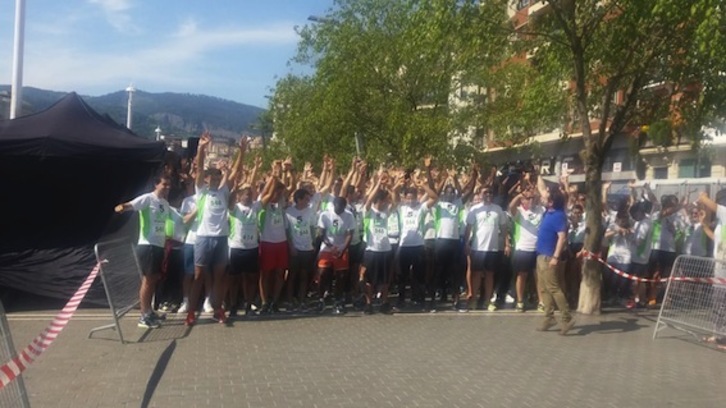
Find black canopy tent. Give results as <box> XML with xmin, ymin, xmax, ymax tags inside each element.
<box><xmin>0</xmin><ymin>92</ymin><xmax>165</xmax><ymax>304</ymax></box>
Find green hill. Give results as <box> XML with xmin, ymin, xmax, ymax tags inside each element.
<box><xmin>0</xmin><ymin>86</ymin><xmax>266</xmax><ymax>140</ymax></box>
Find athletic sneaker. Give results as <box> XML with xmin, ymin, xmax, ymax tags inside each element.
<box><xmin>364</xmin><ymin>304</ymin><xmax>374</xmax><ymax>315</ymax></box>
<box><xmin>138</xmin><ymin>314</ymin><xmax>161</xmax><ymax>329</ymax></box>
<box><xmin>203</xmin><ymin>297</ymin><xmax>214</xmax><ymax>313</ymax></box>
<box><xmin>537</xmin><ymin>303</ymin><xmax>545</xmax><ymax>312</ymax></box>
<box><xmin>515</xmin><ymin>302</ymin><xmax>525</xmax><ymax>313</ymax></box>
<box><xmin>625</xmin><ymin>299</ymin><xmax>636</xmax><ymax>310</ymax></box>
<box><xmin>177</xmin><ymin>300</ymin><xmax>189</xmax><ymax>314</ymax></box>
<box><xmin>211</xmin><ymin>309</ymin><xmax>227</xmax><ymax>324</ymax></box>
<box><xmin>150</xmin><ymin>311</ymin><xmax>167</xmax><ymax>321</ymax></box>
<box><xmin>333</xmin><ymin>304</ymin><xmax>346</xmax><ymax>315</ymax></box>
<box><xmin>184</xmin><ymin>311</ymin><xmax>196</xmax><ymax>326</ymax></box>
<box><xmin>487</xmin><ymin>303</ymin><xmax>498</xmax><ymax>312</ymax></box>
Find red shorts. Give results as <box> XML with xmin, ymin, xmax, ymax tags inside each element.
<box><xmin>317</xmin><ymin>250</ymin><xmax>350</xmax><ymax>271</ymax></box>
<box><xmin>259</xmin><ymin>241</ymin><xmax>289</xmax><ymax>272</ymax></box>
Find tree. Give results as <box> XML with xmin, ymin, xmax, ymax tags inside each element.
<box><xmin>269</xmin><ymin>0</ymin><xmax>511</xmax><ymax>168</ymax></box>
<box><xmin>515</xmin><ymin>0</ymin><xmax>725</xmax><ymax>314</ymax></box>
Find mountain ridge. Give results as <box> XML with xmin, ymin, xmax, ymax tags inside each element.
<box><xmin>0</xmin><ymin>86</ymin><xmax>266</xmax><ymax>140</ymax></box>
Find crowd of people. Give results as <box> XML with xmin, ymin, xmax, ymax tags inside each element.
<box><xmin>114</xmin><ymin>133</ymin><xmax>726</xmax><ymax>343</ymax></box>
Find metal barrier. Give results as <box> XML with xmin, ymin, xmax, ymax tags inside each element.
<box><xmin>654</xmin><ymin>255</ymin><xmax>726</xmax><ymax>342</ymax></box>
<box><xmin>0</xmin><ymin>301</ymin><xmax>31</xmax><ymax>407</ymax></box>
<box><xmin>88</xmin><ymin>239</ymin><xmax>142</xmax><ymax>344</ymax></box>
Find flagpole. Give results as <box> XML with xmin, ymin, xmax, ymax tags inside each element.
<box><xmin>10</xmin><ymin>0</ymin><xmax>26</xmax><ymax>119</ymax></box>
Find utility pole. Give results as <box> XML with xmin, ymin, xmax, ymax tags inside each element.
<box><xmin>10</xmin><ymin>0</ymin><xmax>26</xmax><ymax>119</ymax></box>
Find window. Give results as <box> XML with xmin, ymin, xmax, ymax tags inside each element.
<box><xmin>654</xmin><ymin>167</ymin><xmax>668</xmax><ymax>179</ymax></box>
<box><xmin>678</xmin><ymin>158</ymin><xmax>711</xmax><ymax>178</ymax></box>
<box><xmin>516</xmin><ymin>0</ymin><xmax>531</xmax><ymax>10</ymax></box>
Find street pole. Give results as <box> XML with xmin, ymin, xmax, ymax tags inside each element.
<box><xmin>10</xmin><ymin>0</ymin><xmax>26</xmax><ymax>119</ymax></box>
<box><xmin>125</xmin><ymin>84</ymin><xmax>135</xmax><ymax>129</ymax></box>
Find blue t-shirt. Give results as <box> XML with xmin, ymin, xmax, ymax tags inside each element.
<box><xmin>536</xmin><ymin>209</ymin><xmax>568</xmax><ymax>257</ymax></box>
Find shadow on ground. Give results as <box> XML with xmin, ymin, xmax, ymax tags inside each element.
<box><xmin>140</xmin><ymin>339</ymin><xmax>177</xmax><ymax>408</ymax></box>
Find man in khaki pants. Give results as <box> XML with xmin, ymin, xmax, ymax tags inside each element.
<box><xmin>535</xmin><ymin>188</ymin><xmax>575</xmax><ymax>335</ymax></box>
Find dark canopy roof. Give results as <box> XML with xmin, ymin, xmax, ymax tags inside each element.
<box><xmin>0</xmin><ymin>92</ymin><xmax>164</xmax><ymax>304</ymax></box>
<box><xmin>0</xmin><ymin>92</ymin><xmax>162</xmax><ymax>161</ymax></box>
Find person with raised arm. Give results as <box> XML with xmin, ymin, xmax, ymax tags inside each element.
<box><xmin>184</xmin><ymin>132</ymin><xmax>245</xmax><ymax>326</ymax></box>
<box><xmin>114</xmin><ymin>174</ymin><xmax>172</xmax><ymax>329</ymax></box>
<box><xmin>396</xmin><ymin>166</ymin><xmax>438</xmax><ymax>310</ymax></box>
<box><xmin>464</xmin><ymin>185</ymin><xmax>509</xmax><ymax>312</ymax></box>
<box><xmin>508</xmin><ymin>183</ymin><xmax>546</xmax><ymax>312</ymax></box>
<box><xmin>257</xmin><ymin>160</ymin><xmax>289</xmax><ymax>314</ymax></box>
<box><xmin>360</xmin><ymin>166</ymin><xmax>398</xmax><ymax>314</ymax></box>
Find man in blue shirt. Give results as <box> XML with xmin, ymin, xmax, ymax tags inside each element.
<box><xmin>535</xmin><ymin>188</ymin><xmax>575</xmax><ymax>335</ymax></box>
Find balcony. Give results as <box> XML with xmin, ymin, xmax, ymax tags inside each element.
<box><xmin>528</xmin><ymin>1</ymin><xmax>548</xmax><ymax>16</ymax></box>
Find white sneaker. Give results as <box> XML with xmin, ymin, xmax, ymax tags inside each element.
<box><xmin>203</xmin><ymin>298</ymin><xmax>214</xmax><ymax>313</ymax></box>
<box><xmin>505</xmin><ymin>294</ymin><xmax>515</xmax><ymax>304</ymax></box>
<box><xmin>177</xmin><ymin>301</ymin><xmax>188</xmax><ymax>314</ymax></box>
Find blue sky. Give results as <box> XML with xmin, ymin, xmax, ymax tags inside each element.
<box><xmin>0</xmin><ymin>0</ymin><xmax>335</xmax><ymax>108</ymax></box>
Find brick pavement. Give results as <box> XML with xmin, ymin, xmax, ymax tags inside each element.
<box><xmin>5</xmin><ymin>309</ymin><xmax>725</xmax><ymax>408</ymax></box>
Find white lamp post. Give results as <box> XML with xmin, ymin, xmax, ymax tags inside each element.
<box><xmin>125</xmin><ymin>84</ymin><xmax>135</xmax><ymax>129</ymax></box>
<box><xmin>155</xmin><ymin>126</ymin><xmax>161</xmax><ymax>141</ymax></box>
<box><xmin>9</xmin><ymin>0</ymin><xmax>26</xmax><ymax>119</ymax></box>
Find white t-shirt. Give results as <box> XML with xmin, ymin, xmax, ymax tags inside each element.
<box><xmin>435</xmin><ymin>200</ymin><xmax>463</xmax><ymax>240</ymax></box>
<box><xmin>713</xmin><ymin>205</ymin><xmax>726</xmax><ymax>281</ymax></box>
<box><xmin>568</xmin><ymin>219</ymin><xmax>586</xmax><ymax>246</ymax></box>
<box><xmin>168</xmin><ymin>207</ymin><xmax>187</xmax><ymax>243</ymax></box>
<box><xmin>364</xmin><ymin>208</ymin><xmax>391</xmax><ymax>252</ymax></box>
<box><xmin>130</xmin><ymin>192</ymin><xmax>170</xmax><ymax>248</ymax></box>
<box><xmin>630</xmin><ymin>217</ymin><xmax>653</xmax><ymax>265</ymax></box>
<box><xmin>466</xmin><ymin>203</ymin><xmax>507</xmax><ymax>252</ymax></box>
<box><xmin>650</xmin><ymin>211</ymin><xmax>680</xmax><ymax>253</ymax></box>
<box><xmin>387</xmin><ymin>209</ymin><xmax>400</xmax><ymax>244</ymax></box>
<box><xmin>684</xmin><ymin>223</ymin><xmax>709</xmax><ymax>257</ymax></box>
<box><xmin>286</xmin><ymin>206</ymin><xmax>317</xmax><ymax>251</ymax></box>
<box><xmin>229</xmin><ymin>201</ymin><xmax>261</xmax><ymax>249</ymax></box>
<box><xmin>195</xmin><ymin>185</ymin><xmax>230</xmax><ymax>237</ymax></box>
<box><xmin>318</xmin><ymin>209</ymin><xmax>355</xmax><ymax>253</ymax></box>
<box><xmin>512</xmin><ymin>205</ymin><xmax>545</xmax><ymax>252</ymax></box>
<box><xmin>399</xmin><ymin>204</ymin><xmax>427</xmax><ymax>247</ymax></box>
<box><xmin>607</xmin><ymin>226</ymin><xmax>633</xmax><ymax>265</ymax></box>
<box><xmin>259</xmin><ymin>202</ymin><xmax>287</xmax><ymax>244</ymax></box>
<box><xmin>180</xmin><ymin>195</ymin><xmax>198</xmax><ymax>245</ymax></box>
<box><xmin>347</xmin><ymin>203</ymin><xmax>363</xmax><ymax>246</ymax></box>
<box><xmin>423</xmin><ymin>207</ymin><xmax>437</xmax><ymax>241</ymax></box>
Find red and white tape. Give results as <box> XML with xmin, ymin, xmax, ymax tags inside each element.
<box><xmin>0</xmin><ymin>262</ymin><xmax>101</xmax><ymax>390</ymax></box>
<box><xmin>583</xmin><ymin>250</ymin><xmax>726</xmax><ymax>285</ymax></box>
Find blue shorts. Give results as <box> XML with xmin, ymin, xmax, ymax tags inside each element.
<box><xmin>194</xmin><ymin>236</ymin><xmax>229</xmax><ymax>270</ymax></box>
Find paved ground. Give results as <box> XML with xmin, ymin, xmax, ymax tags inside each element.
<box><xmin>4</xmin><ymin>307</ymin><xmax>725</xmax><ymax>408</ymax></box>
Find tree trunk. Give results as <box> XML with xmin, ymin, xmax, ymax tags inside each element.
<box><xmin>577</xmin><ymin>153</ymin><xmax>604</xmax><ymax>315</ymax></box>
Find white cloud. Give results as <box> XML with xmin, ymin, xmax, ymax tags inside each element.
<box><xmin>18</xmin><ymin>20</ymin><xmax>298</xmax><ymax>97</ymax></box>
<box><xmin>88</xmin><ymin>0</ymin><xmax>140</xmax><ymax>33</ymax></box>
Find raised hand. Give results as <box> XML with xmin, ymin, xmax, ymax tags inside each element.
<box><xmin>423</xmin><ymin>155</ymin><xmax>433</xmax><ymax>169</ymax></box>
<box><xmin>199</xmin><ymin>131</ymin><xmax>212</xmax><ymax>150</ymax></box>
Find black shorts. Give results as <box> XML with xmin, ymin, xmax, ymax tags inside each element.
<box><xmin>289</xmin><ymin>250</ymin><xmax>316</xmax><ymax>274</ymax></box>
<box><xmin>469</xmin><ymin>251</ymin><xmax>501</xmax><ymax>272</ymax></box>
<box><xmin>136</xmin><ymin>245</ymin><xmax>164</xmax><ymax>276</ymax></box>
<box><xmin>229</xmin><ymin>248</ymin><xmax>259</xmax><ymax>275</ymax></box>
<box><xmin>363</xmin><ymin>251</ymin><xmax>390</xmax><ymax>286</ymax></box>
<box><xmin>630</xmin><ymin>262</ymin><xmax>650</xmax><ymax>278</ymax></box>
<box><xmin>649</xmin><ymin>250</ymin><xmax>677</xmax><ymax>278</ymax></box>
<box><xmin>349</xmin><ymin>242</ymin><xmax>365</xmax><ymax>266</ymax></box>
<box><xmin>511</xmin><ymin>250</ymin><xmax>537</xmax><ymax>273</ymax></box>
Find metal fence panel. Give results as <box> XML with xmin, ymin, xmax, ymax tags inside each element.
<box><xmin>654</xmin><ymin>255</ymin><xmax>726</xmax><ymax>341</ymax></box>
<box><xmin>88</xmin><ymin>239</ymin><xmax>142</xmax><ymax>344</ymax></box>
<box><xmin>0</xmin><ymin>301</ymin><xmax>31</xmax><ymax>408</ymax></box>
